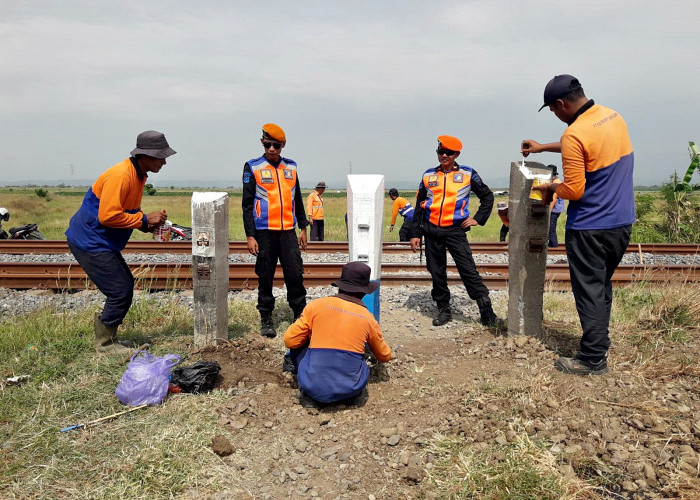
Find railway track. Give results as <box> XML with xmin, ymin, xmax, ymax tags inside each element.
<box><xmin>1</xmin><ymin>240</ymin><xmax>699</xmax><ymax>255</ymax></box>
<box><xmin>1</xmin><ymin>261</ymin><xmax>697</xmax><ymax>291</ymax></box>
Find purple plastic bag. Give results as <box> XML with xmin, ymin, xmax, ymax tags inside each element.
<box><xmin>115</xmin><ymin>351</ymin><xmax>181</xmax><ymax>406</ymax></box>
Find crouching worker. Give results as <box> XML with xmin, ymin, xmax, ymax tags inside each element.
<box><xmin>283</xmin><ymin>261</ymin><xmax>392</xmax><ymax>408</ymax></box>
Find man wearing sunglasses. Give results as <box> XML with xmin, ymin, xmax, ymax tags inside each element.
<box><xmin>242</xmin><ymin>123</ymin><xmax>309</xmax><ymax>338</ymax></box>
<box><xmin>409</xmin><ymin>135</ymin><xmax>500</xmax><ymax>328</ymax></box>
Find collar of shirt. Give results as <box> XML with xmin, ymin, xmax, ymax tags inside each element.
<box><xmin>130</xmin><ymin>156</ymin><xmax>147</xmax><ymax>180</ymax></box>
<box><xmin>335</xmin><ymin>292</ymin><xmax>367</xmax><ymax>307</ymax></box>
<box><xmin>568</xmin><ymin>99</ymin><xmax>595</xmax><ymax>125</ymax></box>
<box><xmin>264</xmin><ymin>156</ymin><xmax>282</xmax><ymax>167</ymax></box>
<box><xmin>438</xmin><ymin>163</ymin><xmax>460</xmax><ymax>174</ymax></box>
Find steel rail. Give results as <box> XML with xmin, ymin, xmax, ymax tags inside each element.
<box><xmin>0</xmin><ymin>262</ymin><xmax>697</xmax><ymax>291</ymax></box>
<box><xmin>1</xmin><ymin>240</ymin><xmax>699</xmax><ymax>255</ymax></box>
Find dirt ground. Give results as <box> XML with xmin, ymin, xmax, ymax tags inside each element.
<box><xmin>188</xmin><ymin>295</ymin><xmax>700</xmax><ymax>499</ymax></box>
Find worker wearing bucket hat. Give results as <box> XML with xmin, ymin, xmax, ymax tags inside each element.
<box><xmin>307</xmin><ymin>181</ymin><xmax>326</xmax><ymax>241</ymax></box>
<box><xmin>284</xmin><ymin>261</ymin><xmax>392</xmax><ymax>408</ymax></box>
<box><xmin>523</xmin><ymin>74</ymin><xmax>635</xmax><ymax>376</ymax></box>
<box><xmin>242</xmin><ymin>123</ymin><xmax>309</xmax><ymax>338</ymax></box>
<box><xmin>66</xmin><ymin>130</ymin><xmax>176</xmax><ymax>354</ymax></box>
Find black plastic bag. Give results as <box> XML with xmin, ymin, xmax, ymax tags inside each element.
<box><xmin>171</xmin><ymin>361</ymin><xmax>221</xmax><ymax>394</ymax></box>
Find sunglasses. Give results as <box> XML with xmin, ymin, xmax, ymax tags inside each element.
<box><xmin>436</xmin><ymin>148</ymin><xmax>457</xmax><ymax>156</ymax></box>
<box><xmin>263</xmin><ymin>141</ymin><xmax>282</xmax><ymax>150</ymax></box>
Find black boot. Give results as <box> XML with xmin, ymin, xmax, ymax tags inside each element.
<box><xmin>260</xmin><ymin>312</ymin><xmax>277</xmax><ymax>338</ymax></box>
<box><xmin>282</xmin><ymin>351</ymin><xmax>296</xmax><ymax>373</ymax></box>
<box><xmin>433</xmin><ymin>305</ymin><xmax>452</xmax><ymax>326</ymax></box>
<box><xmin>476</xmin><ymin>296</ymin><xmax>498</xmax><ymax>327</ymax></box>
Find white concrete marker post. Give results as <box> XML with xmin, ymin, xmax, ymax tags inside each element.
<box><xmin>506</xmin><ymin>161</ymin><xmax>553</xmax><ymax>338</ymax></box>
<box><xmin>347</xmin><ymin>174</ymin><xmax>385</xmax><ymax>322</ymax></box>
<box><xmin>191</xmin><ymin>192</ymin><xmax>229</xmax><ymax>347</ymax></box>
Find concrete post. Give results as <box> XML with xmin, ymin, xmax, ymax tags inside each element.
<box><xmin>347</xmin><ymin>174</ymin><xmax>384</xmax><ymax>321</ymax></box>
<box><xmin>191</xmin><ymin>192</ymin><xmax>229</xmax><ymax>347</ymax></box>
<box><xmin>506</xmin><ymin>161</ymin><xmax>553</xmax><ymax>338</ymax></box>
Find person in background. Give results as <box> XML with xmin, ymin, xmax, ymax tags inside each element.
<box><xmin>496</xmin><ymin>202</ymin><xmax>509</xmax><ymax>242</ymax></box>
<box><xmin>307</xmin><ymin>181</ymin><xmax>326</xmax><ymax>241</ymax></box>
<box><xmin>409</xmin><ymin>135</ymin><xmax>501</xmax><ymax>327</ymax></box>
<box><xmin>548</xmin><ymin>165</ymin><xmax>565</xmax><ymax>247</ymax></box>
<box><xmin>66</xmin><ymin>130</ymin><xmax>175</xmax><ymax>354</ymax></box>
<box><xmin>388</xmin><ymin>188</ymin><xmax>415</xmax><ymax>242</ymax></box>
<box><xmin>242</xmin><ymin>123</ymin><xmax>308</xmax><ymax>338</ymax></box>
<box><xmin>283</xmin><ymin>261</ymin><xmax>392</xmax><ymax>408</ymax></box>
<box><xmin>524</xmin><ymin>74</ymin><xmax>635</xmax><ymax>376</ymax></box>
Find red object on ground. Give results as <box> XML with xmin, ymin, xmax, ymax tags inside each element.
<box><xmin>168</xmin><ymin>383</ymin><xmax>181</xmax><ymax>394</ymax></box>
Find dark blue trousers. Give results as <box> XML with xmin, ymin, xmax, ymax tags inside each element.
<box><xmin>310</xmin><ymin>220</ymin><xmax>324</xmax><ymax>241</ymax></box>
<box><xmin>565</xmin><ymin>226</ymin><xmax>631</xmax><ymax>363</ymax></box>
<box><xmin>68</xmin><ymin>240</ymin><xmax>134</xmax><ymax>327</ymax></box>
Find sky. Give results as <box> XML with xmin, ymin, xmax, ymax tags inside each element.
<box><xmin>2</xmin><ymin>0</ymin><xmax>698</xmax><ymax>189</ymax></box>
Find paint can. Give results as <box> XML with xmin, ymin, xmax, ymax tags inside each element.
<box><xmin>530</xmin><ymin>177</ymin><xmax>547</xmax><ymax>201</ymax></box>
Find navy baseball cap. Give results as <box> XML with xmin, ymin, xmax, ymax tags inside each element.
<box><xmin>538</xmin><ymin>74</ymin><xmax>582</xmax><ymax>111</ymax></box>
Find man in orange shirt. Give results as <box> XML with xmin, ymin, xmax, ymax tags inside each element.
<box><xmin>496</xmin><ymin>202</ymin><xmax>509</xmax><ymax>242</ymax></box>
<box><xmin>388</xmin><ymin>188</ymin><xmax>415</xmax><ymax>241</ymax></box>
<box><xmin>524</xmin><ymin>74</ymin><xmax>635</xmax><ymax>376</ymax></box>
<box><xmin>284</xmin><ymin>261</ymin><xmax>392</xmax><ymax>408</ymax></box>
<box><xmin>306</xmin><ymin>181</ymin><xmax>326</xmax><ymax>241</ymax></box>
<box><xmin>66</xmin><ymin>131</ymin><xmax>174</xmax><ymax>354</ymax></box>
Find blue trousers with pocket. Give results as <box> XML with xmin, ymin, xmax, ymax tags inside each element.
<box><xmin>68</xmin><ymin>240</ymin><xmax>134</xmax><ymax>327</ymax></box>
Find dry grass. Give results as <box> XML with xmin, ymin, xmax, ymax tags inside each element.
<box><xmin>426</xmin><ymin>431</ymin><xmax>598</xmax><ymax>499</ymax></box>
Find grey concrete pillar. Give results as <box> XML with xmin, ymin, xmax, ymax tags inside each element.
<box><xmin>191</xmin><ymin>192</ymin><xmax>229</xmax><ymax>347</ymax></box>
<box><xmin>506</xmin><ymin>161</ymin><xmax>553</xmax><ymax>338</ymax></box>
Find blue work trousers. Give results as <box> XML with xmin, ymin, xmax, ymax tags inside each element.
<box><xmin>68</xmin><ymin>240</ymin><xmax>134</xmax><ymax>327</ymax></box>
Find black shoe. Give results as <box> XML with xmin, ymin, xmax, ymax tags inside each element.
<box><xmin>298</xmin><ymin>390</ymin><xmax>324</xmax><ymax>409</ymax></box>
<box><xmin>433</xmin><ymin>308</ymin><xmax>452</xmax><ymax>326</ymax></box>
<box><xmin>343</xmin><ymin>387</ymin><xmax>369</xmax><ymax>407</ymax></box>
<box><xmin>260</xmin><ymin>314</ymin><xmax>276</xmax><ymax>338</ymax></box>
<box><xmin>282</xmin><ymin>352</ymin><xmax>296</xmax><ymax>373</ymax></box>
<box><xmin>476</xmin><ymin>296</ymin><xmax>499</xmax><ymax>327</ymax></box>
<box><xmin>555</xmin><ymin>356</ymin><xmax>609</xmax><ymax>375</ymax></box>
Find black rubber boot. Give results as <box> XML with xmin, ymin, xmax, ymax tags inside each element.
<box><xmin>260</xmin><ymin>312</ymin><xmax>277</xmax><ymax>338</ymax></box>
<box><xmin>282</xmin><ymin>351</ymin><xmax>296</xmax><ymax>373</ymax></box>
<box><xmin>433</xmin><ymin>305</ymin><xmax>452</xmax><ymax>326</ymax></box>
<box><xmin>476</xmin><ymin>296</ymin><xmax>498</xmax><ymax>327</ymax></box>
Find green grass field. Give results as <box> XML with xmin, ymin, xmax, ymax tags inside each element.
<box><xmin>2</xmin><ymin>186</ymin><xmax>660</xmax><ymax>243</ymax></box>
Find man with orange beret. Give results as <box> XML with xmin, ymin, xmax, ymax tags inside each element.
<box><xmin>409</xmin><ymin>135</ymin><xmax>501</xmax><ymax>328</ymax></box>
<box><xmin>242</xmin><ymin>123</ymin><xmax>309</xmax><ymax>338</ymax></box>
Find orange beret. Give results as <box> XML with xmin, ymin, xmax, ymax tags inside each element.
<box><xmin>262</xmin><ymin>123</ymin><xmax>286</xmax><ymax>142</ymax></box>
<box><xmin>437</xmin><ymin>135</ymin><xmax>462</xmax><ymax>152</ymax></box>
